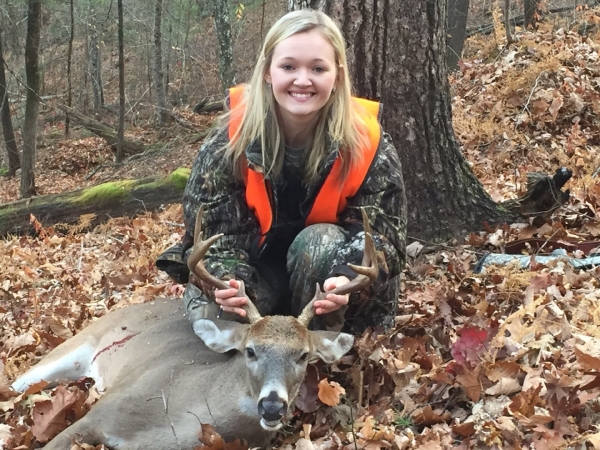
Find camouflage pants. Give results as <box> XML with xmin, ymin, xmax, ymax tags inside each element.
<box><xmin>184</xmin><ymin>224</ymin><xmax>399</xmax><ymax>333</ymax></box>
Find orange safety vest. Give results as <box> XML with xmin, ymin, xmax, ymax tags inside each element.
<box><xmin>227</xmin><ymin>85</ymin><xmax>381</xmax><ymax>246</ymax></box>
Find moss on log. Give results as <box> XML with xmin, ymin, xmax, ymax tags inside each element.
<box><xmin>0</xmin><ymin>169</ymin><xmax>190</xmax><ymax>237</ymax></box>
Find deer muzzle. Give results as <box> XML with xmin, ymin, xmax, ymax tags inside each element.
<box><xmin>257</xmin><ymin>391</ymin><xmax>288</xmax><ymax>430</ymax></box>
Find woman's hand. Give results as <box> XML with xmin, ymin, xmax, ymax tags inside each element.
<box><xmin>214</xmin><ymin>279</ymin><xmax>248</xmax><ymax>317</ymax></box>
<box><xmin>314</xmin><ymin>276</ymin><xmax>351</xmax><ymax>315</ymax></box>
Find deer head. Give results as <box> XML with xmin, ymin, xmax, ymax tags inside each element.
<box><xmin>186</xmin><ymin>209</ymin><xmax>378</xmax><ymax>430</ymax></box>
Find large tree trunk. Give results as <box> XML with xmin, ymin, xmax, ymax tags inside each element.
<box><xmin>116</xmin><ymin>0</ymin><xmax>125</xmax><ymax>163</ymax></box>
<box><xmin>0</xmin><ymin>170</ymin><xmax>190</xmax><ymax>237</ymax></box>
<box><xmin>213</xmin><ymin>0</ymin><xmax>235</xmax><ymax>91</ymax></box>
<box><xmin>322</xmin><ymin>0</ymin><xmax>515</xmax><ymax>241</ymax></box>
<box><xmin>20</xmin><ymin>0</ymin><xmax>42</xmax><ymax>199</ymax></box>
<box><xmin>0</xmin><ymin>28</ymin><xmax>20</xmax><ymax>177</ymax></box>
<box><xmin>524</xmin><ymin>0</ymin><xmax>541</xmax><ymax>29</ymax></box>
<box><xmin>153</xmin><ymin>0</ymin><xmax>169</xmax><ymax>125</ymax></box>
<box><xmin>447</xmin><ymin>0</ymin><xmax>470</xmax><ymax>70</ymax></box>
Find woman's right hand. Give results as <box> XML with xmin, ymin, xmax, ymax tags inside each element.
<box><xmin>214</xmin><ymin>279</ymin><xmax>248</xmax><ymax>317</ymax></box>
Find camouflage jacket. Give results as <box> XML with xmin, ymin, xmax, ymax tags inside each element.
<box><xmin>172</xmin><ymin>126</ymin><xmax>407</xmax><ymax>330</ymax></box>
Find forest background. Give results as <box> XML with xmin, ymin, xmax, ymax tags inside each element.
<box><xmin>2</xmin><ymin>0</ymin><xmax>600</xmax><ymax>449</ymax></box>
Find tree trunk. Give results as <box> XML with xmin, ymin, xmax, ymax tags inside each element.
<box><xmin>116</xmin><ymin>0</ymin><xmax>125</xmax><ymax>163</ymax></box>
<box><xmin>447</xmin><ymin>0</ymin><xmax>470</xmax><ymax>70</ymax></box>
<box><xmin>0</xmin><ymin>28</ymin><xmax>20</xmax><ymax>177</ymax></box>
<box><xmin>65</xmin><ymin>0</ymin><xmax>74</xmax><ymax>137</ymax></box>
<box><xmin>524</xmin><ymin>0</ymin><xmax>541</xmax><ymax>29</ymax></box>
<box><xmin>505</xmin><ymin>0</ymin><xmax>514</xmax><ymax>44</ymax></box>
<box><xmin>323</xmin><ymin>0</ymin><xmax>515</xmax><ymax>241</ymax></box>
<box><xmin>89</xmin><ymin>5</ymin><xmax>104</xmax><ymax>110</ymax></box>
<box><xmin>153</xmin><ymin>0</ymin><xmax>168</xmax><ymax>125</ymax></box>
<box><xmin>288</xmin><ymin>0</ymin><xmax>315</xmax><ymax>10</ymax></box>
<box><xmin>20</xmin><ymin>0</ymin><xmax>42</xmax><ymax>199</ymax></box>
<box><xmin>213</xmin><ymin>0</ymin><xmax>235</xmax><ymax>91</ymax></box>
<box><xmin>0</xmin><ymin>170</ymin><xmax>190</xmax><ymax>237</ymax></box>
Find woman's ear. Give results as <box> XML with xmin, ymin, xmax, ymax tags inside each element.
<box><xmin>264</xmin><ymin>71</ymin><xmax>272</xmax><ymax>85</ymax></box>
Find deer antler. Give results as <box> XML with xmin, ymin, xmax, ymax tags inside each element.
<box><xmin>187</xmin><ymin>208</ymin><xmax>263</xmax><ymax>323</ymax></box>
<box><xmin>297</xmin><ymin>209</ymin><xmax>379</xmax><ymax>327</ymax></box>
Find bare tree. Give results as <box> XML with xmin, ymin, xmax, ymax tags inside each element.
<box><xmin>20</xmin><ymin>0</ymin><xmax>42</xmax><ymax>198</ymax></box>
<box><xmin>0</xmin><ymin>28</ymin><xmax>19</xmax><ymax>177</ymax></box>
<box><xmin>320</xmin><ymin>0</ymin><xmax>514</xmax><ymax>240</ymax></box>
<box><xmin>505</xmin><ymin>0</ymin><xmax>514</xmax><ymax>43</ymax></box>
<box><xmin>65</xmin><ymin>0</ymin><xmax>75</xmax><ymax>136</ymax></box>
<box><xmin>524</xmin><ymin>0</ymin><xmax>542</xmax><ymax>29</ymax></box>
<box><xmin>89</xmin><ymin>2</ymin><xmax>104</xmax><ymax>110</ymax></box>
<box><xmin>447</xmin><ymin>0</ymin><xmax>470</xmax><ymax>70</ymax></box>
<box><xmin>116</xmin><ymin>0</ymin><xmax>125</xmax><ymax>163</ymax></box>
<box><xmin>154</xmin><ymin>0</ymin><xmax>169</xmax><ymax>125</ymax></box>
<box><xmin>213</xmin><ymin>0</ymin><xmax>235</xmax><ymax>91</ymax></box>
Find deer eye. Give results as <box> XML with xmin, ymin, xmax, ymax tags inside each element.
<box><xmin>246</xmin><ymin>348</ymin><xmax>256</xmax><ymax>358</ymax></box>
<box><xmin>299</xmin><ymin>352</ymin><xmax>309</xmax><ymax>362</ymax></box>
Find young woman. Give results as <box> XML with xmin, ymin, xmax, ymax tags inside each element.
<box><xmin>156</xmin><ymin>9</ymin><xmax>406</xmax><ymax>334</ymax></box>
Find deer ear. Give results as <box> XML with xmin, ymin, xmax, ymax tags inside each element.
<box><xmin>310</xmin><ymin>331</ymin><xmax>354</xmax><ymax>364</ymax></box>
<box><xmin>193</xmin><ymin>319</ymin><xmax>249</xmax><ymax>353</ymax></box>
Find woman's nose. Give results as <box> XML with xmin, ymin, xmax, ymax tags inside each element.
<box><xmin>293</xmin><ymin>69</ymin><xmax>311</xmax><ymax>86</ymax></box>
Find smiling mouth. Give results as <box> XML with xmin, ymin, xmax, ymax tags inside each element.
<box><xmin>260</xmin><ymin>418</ymin><xmax>283</xmax><ymax>431</ymax></box>
<box><xmin>289</xmin><ymin>92</ymin><xmax>315</xmax><ymax>99</ymax></box>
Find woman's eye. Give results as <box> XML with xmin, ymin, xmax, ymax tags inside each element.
<box><xmin>313</xmin><ymin>67</ymin><xmax>326</xmax><ymax>73</ymax></box>
<box><xmin>246</xmin><ymin>348</ymin><xmax>256</xmax><ymax>358</ymax></box>
<box><xmin>281</xmin><ymin>65</ymin><xmax>294</xmax><ymax>71</ymax></box>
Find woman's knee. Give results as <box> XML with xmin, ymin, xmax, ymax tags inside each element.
<box><xmin>288</xmin><ymin>224</ymin><xmax>347</xmax><ymax>255</ymax></box>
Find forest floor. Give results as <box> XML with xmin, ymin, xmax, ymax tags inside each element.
<box><xmin>2</xmin><ymin>7</ymin><xmax>600</xmax><ymax>450</ymax></box>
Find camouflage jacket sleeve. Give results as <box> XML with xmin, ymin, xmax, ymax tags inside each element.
<box><xmin>182</xmin><ymin>130</ymin><xmax>261</xmax><ymax>298</ymax></box>
<box><xmin>332</xmin><ymin>131</ymin><xmax>407</xmax><ymax>286</ymax></box>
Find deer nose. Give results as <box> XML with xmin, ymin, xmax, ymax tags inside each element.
<box><xmin>257</xmin><ymin>391</ymin><xmax>287</xmax><ymax>421</ymax></box>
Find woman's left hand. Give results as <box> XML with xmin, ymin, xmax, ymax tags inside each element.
<box><xmin>314</xmin><ymin>276</ymin><xmax>351</xmax><ymax>315</ymax></box>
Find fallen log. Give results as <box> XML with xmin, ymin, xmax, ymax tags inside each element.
<box><xmin>58</xmin><ymin>105</ymin><xmax>146</xmax><ymax>156</ymax></box>
<box><xmin>500</xmin><ymin>167</ymin><xmax>572</xmax><ymax>226</ymax></box>
<box><xmin>192</xmin><ymin>99</ymin><xmax>224</xmax><ymax>114</ymax></box>
<box><xmin>0</xmin><ymin>168</ymin><xmax>190</xmax><ymax>237</ymax></box>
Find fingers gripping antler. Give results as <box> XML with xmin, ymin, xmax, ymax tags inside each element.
<box><xmin>186</xmin><ymin>209</ymin><xmax>263</xmax><ymax>323</ymax></box>
<box><xmin>297</xmin><ymin>209</ymin><xmax>380</xmax><ymax>327</ymax></box>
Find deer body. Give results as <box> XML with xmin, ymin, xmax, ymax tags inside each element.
<box><xmin>12</xmin><ymin>299</ymin><xmax>353</xmax><ymax>449</ymax></box>
<box><xmin>12</xmin><ymin>210</ymin><xmax>378</xmax><ymax>449</ymax></box>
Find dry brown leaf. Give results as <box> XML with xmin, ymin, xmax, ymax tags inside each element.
<box><xmin>549</xmin><ymin>95</ymin><xmax>564</xmax><ymax>120</ymax></box>
<box><xmin>31</xmin><ymin>385</ymin><xmax>87</xmax><ymax>443</ymax></box>
<box><xmin>317</xmin><ymin>378</ymin><xmax>345</xmax><ymax>407</ymax></box>
<box><xmin>485</xmin><ymin>376</ymin><xmax>521</xmax><ymax>396</ymax></box>
<box><xmin>411</xmin><ymin>406</ymin><xmax>451</xmax><ymax>426</ymax></box>
<box><xmin>575</xmin><ymin>345</ymin><xmax>600</xmax><ymax>371</ymax></box>
<box><xmin>195</xmin><ymin>423</ymin><xmax>248</xmax><ymax>450</ymax></box>
<box><xmin>23</xmin><ymin>380</ymin><xmax>51</xmax><ymax>396</ymax></box>
<box><xmin>45</xmin><ymin>316</ymin><xmax>73</xmax><ymax>340</ymax></box>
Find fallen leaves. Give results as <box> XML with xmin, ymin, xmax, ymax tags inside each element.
<box><xmin>31</xmin><ymin>385</ymin><xmax>89</xmax><ymax>443</ymax></box>
<box><xmin>317</xmin><ymin>378</ymin><xmax>345</xmax><ymax>407</ymax></box>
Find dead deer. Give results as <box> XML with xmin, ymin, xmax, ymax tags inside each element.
<box><xmin>11</xmin><ymin>210</ymin><xmax>378</xmax><ymax>449</ymax></box>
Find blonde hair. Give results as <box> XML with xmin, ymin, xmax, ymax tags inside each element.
<box><xmin>219</xmin><ymin>9</ymin><xmax>369</xmax><ymax>185</ymax></box>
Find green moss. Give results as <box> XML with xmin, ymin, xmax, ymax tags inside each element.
<box><xmin>0</xmin><ymin>167</ymin><xmax>7</xmax><ymax>176</ymax></box>
<box><xmin>75</xmin><ymin>180</ymin><xmax>135</xmax><ymax>205</ymax></box>
<box><xmin>166</xmin><ymin>168</ymin><xmax>191</xmax><ymax>191</ymax></box>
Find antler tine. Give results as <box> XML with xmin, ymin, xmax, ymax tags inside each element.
<box><xmin>297</xmin><ymin>209</ymin><xmax>379</xmax><ymax>327</ymax></box>
<box><xmin>187</xmin><ymin>208</ymin><xmax>263</xmax><ymax>323</ymax></box>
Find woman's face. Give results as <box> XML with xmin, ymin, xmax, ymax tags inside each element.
<box><xmin>265</xmin><ymin>30</ymin><xmax>338</xmax><ymax>135</ymax></box>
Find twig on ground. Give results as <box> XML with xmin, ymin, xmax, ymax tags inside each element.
<box><xmin>515</xmin><ymin>72</ymin><xmax>544</xmax><ymax>130</ymax></box>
